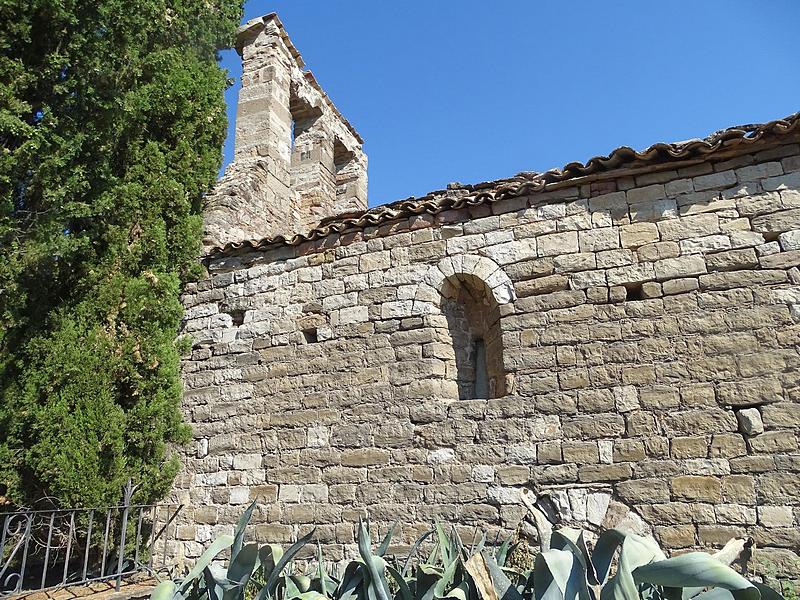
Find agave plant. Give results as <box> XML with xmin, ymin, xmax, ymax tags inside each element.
<box><xmin>151</xmin><ymin>501</ymin><xmax>784</xmax><ymax>600</ymax></box>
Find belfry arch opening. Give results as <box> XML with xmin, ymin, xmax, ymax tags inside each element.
<box><xmin>440</xmin><ymin>273</ymin><xmax>506</xmax><ymax>400</ymax></box>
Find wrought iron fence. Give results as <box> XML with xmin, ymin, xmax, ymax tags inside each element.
<box><xmin>0</xmin><ymin>482</ymin><xmax>182</xmax><ymax>598</ymax></box>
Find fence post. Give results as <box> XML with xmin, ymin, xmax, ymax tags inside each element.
<box><xmin>115</xmin><ymin>480</ymin><xmax>139</xmax><ymax>592</ymax></box>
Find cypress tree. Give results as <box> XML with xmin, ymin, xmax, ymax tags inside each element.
<box><xmin>0</xmin><ymin>0</ymin><xmax>242</xmax><ymax>508</ymax></box>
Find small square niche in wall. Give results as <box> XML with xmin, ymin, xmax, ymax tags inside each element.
<box><xmin>625</xmin><ymin>284</ymin><xmax>644</xmax><ymax>302</ymax></box>
<box><xmin>302</xmin><ymin>328</ymin><xmax>318</xmax><ymax>344</ymax></box>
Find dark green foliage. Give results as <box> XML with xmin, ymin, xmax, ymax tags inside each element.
<box><xmin>0</xmin><ymin>0</ymin><xmax>242</xmax><ymax>507</ymax></box>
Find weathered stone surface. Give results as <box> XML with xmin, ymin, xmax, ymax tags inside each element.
<box><xmin>718</xmin><ymin>379</ymin><xmax>783</xmax><ymax>407</ymax></box>
<box><xmin>736</xmin><ymin>408</ymin><xmax>764</xmax><ymax>436</ymax></box>
<box><xmin>671</xmin><ymin>476</ymin><xmax>722</xmax><ymax>502</ymax></box>
<box><xmin>175</xmin><ymin>50</ymin><xmax>800</xmax><ymax>573</ymax></box>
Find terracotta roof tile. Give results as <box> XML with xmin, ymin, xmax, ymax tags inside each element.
<box><xmin>208</xmin><ymin>111</ymin><xmax>800</xmax><ymax>258</ymax></box>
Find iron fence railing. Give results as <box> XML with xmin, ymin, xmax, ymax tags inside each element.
<box><xmin>0</xmin><ymin>482</ymin><xmax>182</xmax><ymax>598</ymax></box>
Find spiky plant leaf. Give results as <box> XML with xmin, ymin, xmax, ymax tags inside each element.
<box><xmin>259</xmin><ymin>544</ymin><xmax>285</xmax><ymax>582</ymax></box>
<box><xmin>600</xmin><ymin>532</ymin><xmax>664</xmax><ymax>600</ymax></box>
<box><xmin>178</xmin><ymin>534</ymin><xmax>235</xmax><ymax>594</ymax></box>
<box><xmin>387</xmin><ymin>565</ymin><xmax>414</xmax><ymax>600</ymax></box>
<box><xmin>150</xmin><ymin>580</ymin><xmax>177</xmax><ymax>600</ymax></box>
<box><xmin>259</xmin><ymin>530</ymin><xmax>316</xmax><ymax>600</ymax></box>
<box><xmin>228</xmin><ymin>542</ymin><xmax>259</xmax><ymax>587</ymax></box>
<box><xmin>549</xmin><ymin>529</ymin><xmax>595</xmax><ymax>586</ymax></box>
<box><xmin>416</xmin><ymin>565</ymin><xmax>444</xmax><ymax>600</ymax></box>
<box><xmin>378</xmin><ymin>524</ymin><xmax>397</xmax><ymax>557</ymax></box>
<box><xmin>633</xmin><ymin>553</ymin><xmax>760</xmax><ymax>600</ymax></box>
<box><xmin>483</xmin><ymin>553</ymin><xmax>523</xmax><ymax>600</ymax></box>
<box><xmin>231</xmin><ymin>501</ymin><xmax>257</xmax><ymax>562</ymax></box>
<box><xmin>533</xmin><ymin>548</ymin><xmax>591</xmax><ymax>600</ymax></box>
<box><xmin>403</xmin><ymin>530</ymin><xmax>434</xmax><ymax>577</ymax></box>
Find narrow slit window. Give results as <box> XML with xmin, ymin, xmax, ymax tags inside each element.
<box><xmin>473</xmin><ymin>338</ymin><xmax>488</xmax><ymax>399</ymax></box>
<box><xmin>302</xmin><ymin>328</ymin><xmax>318</xmax><ymax>344</ymax></box>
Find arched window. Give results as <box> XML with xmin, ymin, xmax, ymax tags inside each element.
<box><xmin>440</xmin><ymin>274</ymin><xmax>506</xmax><ymax>400</ymax></box>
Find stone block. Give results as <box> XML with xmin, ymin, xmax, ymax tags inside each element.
<box><xmin>620</xmin><ymin>222</ymin><xmax>659</xmax><ymax>248</ymax></box>
<box><xmin>516</xmin><ymin>274</ymin><xmax>569</xmax><ymax>297</ymax></box>
<box><xmin>761</xmin><ymin>402</ymin><xmax>800</xmax><ymax>428</ymax></box>
<box><xmin>662</xmin><ymin>277</ymin><xmax>699</xmax><ymax>295</ymax></box>
<box><xmin>654</xmin><ymin>255</ymin><xmax>707</xmax><ymax>280</ymax></box>
<box><xmin>538</xmin><ymin>231</ymin><xmax>579</xmax><ymax>256</ymax></box>
<box><xmin>655</xmin><ymin>525</ymin><xmax>696</xmax><ymax>548</ymax></box>
<box><xmin>721</xmin><ymin>475</ymin><xmax>756</xmax><ymax>503</ymax></box>
<box><xmin>562</xmin><ymin>441</ymin><xmax>600</xmax><ymax>464</ymax></box>
<box><xmin>718</xmin><ymin>379</ymin><xmax>782</xmax><ymax>407</ymax></box>
<box><xmin>749</xmin><ymin>431</ymin><xmax>798</xmax><ymax>453</ymax></box>
<box><xmin>578</xmin><ymin>463</ymin><xmax>633</xmax><ymax>483</ymax></box>
<box><xmin>617</xmin><ymin>478</ymin><xmax>671</xmax><ymax>503</ymax></box>
<box><xmin>697</xmin><ymin>524</ymin><xmax>746</xmax><ymax>546</ymax></box>
<box><xmin>671</xmin><ymin>475</ymin><xmax>722</xmax><ymax>502</ymax></box>
<box><xmin>658</xmin><ymin>214</ymin><xmax>719</xmax><ymax>241</ymax></box>
<box><xmin>758</xmin><ymin>506</ymin><xmax>794</xmax><ymax>528</ymax></box>
<box><xmin>778</xmin><ymin>229</ymin><xmax>800</xmax><ymax>251</ymax></box>
<box><xmin>709</xmin><ymin>434</ymin><xmax>747</xmax><ymax>458</ymax></box>
<box><xmin>663</xmin><ymin>409</ymin><xmax>737</xmax><ymax>435</ymax></box>
<box><xmin>693</xmin><ymin>170</ymin><xmax>737</xmax><ymax>191</ymax></box>
<box><xmin>606</xmin><ymin>263</ymin><xmax>656</xmax><ymax>286</ymax></box>
<box><xmin>627</xmin><ymin>184</ymin><xmax>665</xmax><ymax>204</ymax></box>
<box><xmin>735</xmin><ymin>408</ymin><xmax>764</xmax><ymax>436</ymax></box>
<box><xmin>759</xmin><ymin>249</ymin><xmax>800</xmax><ymax>269</ymax></box>
<box><xmin>671</xmin><ymin>436</ymin><xmax>708</xmax><ymax>459</ymax></box>
<box><xmin>579</xmin><ymin>228</ymin><xmax>619</xmax><ymax>252</ymax></box>
<box><xmin>751</xmin><ymin>208</ymin><xmax>800</xmax><ymax>234</ymax></box>
<box><xmin>705</xmin><ymin>248</ymin><xmax>758</xmax><ymax>271</ymax></box>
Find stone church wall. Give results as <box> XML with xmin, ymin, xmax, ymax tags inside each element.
<box><xmin>176</xmin><ymin>141</ymin><xmax>800</xmax><ymax>576</ymax></box>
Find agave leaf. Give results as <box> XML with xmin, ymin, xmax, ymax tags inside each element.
<box><xmin>228</xmin><ymin>542</ymin><xmax>260</xmax><ymax>586</ymax></box>
<box><xmin>179</xmin><ymin>534</ymin><xmax>235</xmax><ymax>593</ymax></box>
<box><xmin>403</xmin><ymin>530</ymin><xmax>434</xmax><ymax>577</ymax></box>
<box><xmin>285</xmin><ymin>575</ymin><xmax>303</xmax><ymax>600</ymax></box>
<box><xmin>690</xmin><ymin>590</ymin><xmax>736</xmax><ymax>600</ymax></box>
<box><xmin>550</xmin><ymin>529</ymin><xmax>595</xmax><ymax>586</ymax></box>
<box><xmin>150</xmin><ymin>580</ymin><xmax>177</xmax><ymax>600</ymax></box>
<box><xmin>601</xmin><ymin>533</ymin><xmax>662</xmax><ymax>600</ymax></box>
<box><xmin>495</xmin><ymin>537</ymin><xmax>513</xmax><ymax>568</ymax></box>
<box><xmin>437</xmin><ymin>524</ymin><xmax>454</xmax><ymax>567</ymax></box>
<box><xmin>358</xmin><ymin>521</ymin><xmax>393</xmax><ymax>600</ymax></box>
<box><xmin>259</xmin><ymin>544</ymin><xmax>285</xmax><ymax>581</ymax></box>
<box><xmin>591</xmin><ymin>530</ymin><xmax>626</xmax><ymax>585</ymax></box>
<box><xmin>483</xmin><ymin>552</ymin><xmax>523</xmax><ymax>600</ymax></box>
<box><xmin>386</xmin><ymin>564</ymin><xmax>414</xmax><ymax>600</ymax></box>
<box><xmin>416</xmin><ymin>565</ymin><xmax>444</xmax><ymax>600</ymax></box>
<box><xmin>378</xmin><ymin>523</ymin><xmax>397</xmax><ymax>557</ymax></box>
<box><xmin>464</xmin><ymin>553</ymin><xmax>499</xmax><ymax>600</ymax></box>
<box><xmin>433</xmin><ymin>554</ymin><xmax>460</xmax><ymax>598</ymax></box>
<box><xmin>633</xmin><ymin>553</ymin><xmax>759</xmax><ymax>600</ymax></box>
<box><xmin>317</xmin><ymin>543</ymin><xmax>329</xmax><ymax>598</ymax></box>
<box><xmin>451</xmin><ymin>525</ymin><xmax>467</xmax><ymax>561</ymax></box>
<box><xmin>442</xmin><ymin>582</ymin><xmax>471</xmax><ymax>600</ymax></box>
<box><xmin>262</xmin><ymin>530</ymin><xmax>315</xmax><ymax>597</ymax></box>
<box><xmin>205</xmin><ymin>564</ymin><xmax>233</xmax><ymax>600</ymax></box>
<box><xmin>335</xmin><ymin>561</ymin><xmax>364</xmax><ymax>600</ymax></box>
<box><xmin>293</xmin><ymin>575</ymin><xmax>312</xmax><ymax>593</ymax></box>
<box><xmin>232</xmin><ymin>501</ymin><xmax>257</xmax><ymax>562</ymax></box>
<box><xmin>751</xmin><ymin>583</ymin><xmax>785</xmax><ymax>600</ymax></box>
<box><xmin>534</xmin><ymin>548</ymin><xmax>591</xmax><ymax>600</ymax></box>
<box><xmin>470</xmin><ymin>531</ymin><xmax>486</xmax><ymax>556</ymax></box>
<box><xmin>296</xmin><ymin>593</ymin><xmax>330</xmax><ymax>600</ymax></box>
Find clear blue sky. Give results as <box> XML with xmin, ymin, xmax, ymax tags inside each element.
<box><xmin>219</xmin><ymin>1</ymin><xmax>800</xmax><ymax>208</ymax></box>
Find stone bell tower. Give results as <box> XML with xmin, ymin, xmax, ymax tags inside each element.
<box><xmin>203</xmin><ymin>13</ymin><xmax>368</xmax><ymax>250</ymax></box>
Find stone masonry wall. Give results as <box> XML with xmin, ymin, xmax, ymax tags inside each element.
<box><xmin>176</xmin><ymin>141</ymin><xmax>800</xmax><ymax>577</ymax></box>
<box><xmin>202</xmin><ymin>15</ymin><xmax>367</xmax><ymax>250</ymax></box>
